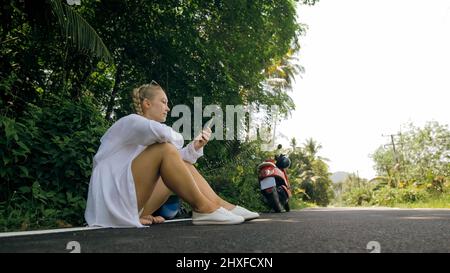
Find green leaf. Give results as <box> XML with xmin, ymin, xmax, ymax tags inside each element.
<box><xmin>49</xmin><ymin>0</ymin><xmax>113</xmax><ymax>64</ymax></box>
<box><xmin>3</xmin><ymin>119</ymin><xmax>17</xmax><ymax>143</ymax></box>
<box><xmin>18</xmin><ymin>186</ymin><xmax>31</xmax><ymax>194</ymax></box>
<box><xmin>18</xmin><ymin>166</ymin><xmax>29</xmax><ymax>178</ymax></box>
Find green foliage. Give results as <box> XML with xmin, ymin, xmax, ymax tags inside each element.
<box><xmin>197</xmin><ymin>140</ymin><xmax>268</xmax><ymax>212</ymax></box>
<box><xmin>1</xmin><ymin>0</ymin><xmax>319</xmax><ymax>230</ymax></box>
<box><xmin>1</xmin><ymin>0</ymin><xmax>111</xmax><ymax>114</ymax></box>
<box><xmin>336</xmin><ymin>173</ymin><xmax>450</xmax><ymax>208</ymax></box>
<box><xmin>342</xmin><ymin>187</ymin><xmax>373</xmax><ymax>206</ymax></box>
<box><xmin>49</xmin><ymin>0</ymin><xmax>113</xmax><ymax>63</ymax></box>
<box><xmin>370</xmin><ymin>186</ymin><xmax>430</xmax><ymax>206</ymax></box>
<box><xmin>0</xmin><ymin>96</ymin><xmax>109</xmax><ymax>231</ymax></box>
<box><xmin>77</xmin><ymin>0</ymin><xmax>308</xmax><ymax>120</ymax></box>
<box><xmin>198</xmin><ymin>137</ymin><xmax>332</xmax><ymax>211</ymax></box>
<box><xmin>343</xmin><ymin>121</ymin><xmax>450</xmax><ymax>208</ymax></box>
<box><xmin>286</xmin><ymin>138</ymin><xmax>334</xmax><ymax>206</ymax></box>
<box><xmin>371</xmin><ymin>121</ymin><xmax>450</xmax><ymax>187</ymax></box>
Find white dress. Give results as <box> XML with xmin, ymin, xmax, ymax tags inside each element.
<box><xmin>84</xmin><ymin>114</ymin><xmax>203</xmax><ymax>228</ymax></box>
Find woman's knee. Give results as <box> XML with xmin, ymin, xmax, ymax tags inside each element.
<box><xmin>147</xmin><ymin>142</ymin><xmax>179</xmax><ymax>156</ymax></box>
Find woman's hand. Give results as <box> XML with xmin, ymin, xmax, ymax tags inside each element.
<box><xmin>193</xmin><ymin>127</ymin><xmax>211</xmax><ymax>151</ymax></box>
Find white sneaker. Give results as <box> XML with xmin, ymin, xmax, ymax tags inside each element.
<box><xmin>229</xmin><ymin>206</ymin><xmax>260</xmax><ymax>221</ymax></box>
<box><xmin>192</xmin><ymin>207</ymin><xmax>245</xmax><ymax>225</ymax></box>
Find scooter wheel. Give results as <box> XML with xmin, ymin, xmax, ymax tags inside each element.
<box><xmin>264</xmin><ymin>186</ymin><xmax>283</xmax><ymax>213</ymax></box>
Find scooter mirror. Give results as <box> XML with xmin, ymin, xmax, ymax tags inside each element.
<box><xmin>277</xmin><ymin>144</ymin><xmax>282</xmax><ymax>150</ymax></box>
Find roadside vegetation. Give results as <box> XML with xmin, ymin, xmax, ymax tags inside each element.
<box><xmin>0</xmin><ymin>0</ymin><xmax>319</xmax><ymax>231</ymax></box>
<box><xmin>333</xmin><ymin>122</ymin><xmax>450</xmax><ymax>208</ymax></box>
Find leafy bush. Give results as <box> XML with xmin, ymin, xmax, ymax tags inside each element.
<box><xmin>334</xmin><ymin>170</ymin><xmax>450</xmax><ymax>207</ymax></box>
<box><xmin>366</xmin><ymin>186</ymin><xmax>429</xmax><ymax>206</ymax></box>
<box><xmin>198</xmin><ymin>140</ymin><xmax>269</xmax><ymax>212</ymax></box>
<box><xmin>0</xmin><ymin>95</ymin><xmax>109</xmax><ymax>231</ymax></box>
<box><xmin>287</xmin><ymin>141</ymin><xmax>334</xmax><ymax>207</ymax></box>
<box><xmin>369</xmin><ymin>187</ymin><xmax>397</xmax><ymax>206</ymax></box>
<box><xmin>341</xmin><ymin>187</ymin><xmax>373</xmax><ymax>206</ymax></box>
<box><xmin>198</xmin><ymin>140</ymin><xmax>315</xmax><ymax>212</ymax></box>
<box><xmin>398</xmin><ymin>187</ymin><xmax>429</xmax><ymax>203</ymax></box>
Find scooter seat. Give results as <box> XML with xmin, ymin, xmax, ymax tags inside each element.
<box><xmin>257</xmin><ymin>161</ymin><xmax>277</xmax><ymax>169</ymax></box>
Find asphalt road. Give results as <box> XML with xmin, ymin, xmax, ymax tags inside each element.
<box><xmin>1</xmin><ymin>207</ymin><xmax>449</xmax><ymax>253</ymax></box>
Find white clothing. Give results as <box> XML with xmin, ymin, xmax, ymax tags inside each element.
<box><xmin>84</xmin><ymin>114</ymin><xmax>203</xmax><ymax>227</ymax></box>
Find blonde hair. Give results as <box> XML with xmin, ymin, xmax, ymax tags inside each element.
<box><xmin>132</xmin><ymin>83</ymin><xmax>162</xmax><ymax>115</ymax></box>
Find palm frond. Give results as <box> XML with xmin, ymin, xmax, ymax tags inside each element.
<box><xmin>49</xmin><ymin>0</ymin><xmax>66</xmax><ymax>29</ymax></box>
<box><xmin>49</xmin><ymin>0</ymin><xmax>113</xmax><ymax>64</ymax></box>
<box><xmin>263</xmin><ymin>48</ymin><xmax>303</xmax><ymax>91</ymax></box>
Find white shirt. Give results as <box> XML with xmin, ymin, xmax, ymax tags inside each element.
<box><xmin>84</xmin><ymin>114</ymin><xmax>203</xmax><ymax>227</ymax></box>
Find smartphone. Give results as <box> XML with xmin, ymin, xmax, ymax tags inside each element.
<box><xmin>203</xmin><ymin>117</ymin><xmax>214</xmax><ymax>130</ymax></box>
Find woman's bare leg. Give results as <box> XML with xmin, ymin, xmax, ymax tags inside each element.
<box><xmin>131</xmin><ymin>143</ymin><xmax>218</xmax><ymax>216</ymax></box>
<box><xmin>140</xmin><ymin>177</ymin><xmax>173</xmax><ymax>217</ymax></box>
<box><xmin>183</xmin><ymin>162</ymin><xmax>236</xmax><ymax>210</ymax></box>
<box><xmin>184</xmin><ymin>162</ymin><xmax>260</xmax><ymax>221</ymax></box>
<box><xmin>139</xmin><ymin>162</ymin><xmax>236</xmax><ymax>217</ymax></box>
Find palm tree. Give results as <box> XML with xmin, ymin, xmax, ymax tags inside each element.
<box><xmin>303</xmin><ymin>138</ymin><xmax>329</xmax><ymax>163</ymax></box>
<box><xmin>263</xmin><ymin>48</ymin><xmax>303</xmax><ymax>91</ymax></box>
<box><xmin>22</xmin><ymin>0</ymin><xmax>113</xmax><ymax>63</ymax></box>
<box><xmin>49</xmin><ymin>0</ymin><xmax>113</xmax><ymax>64</ymax></box>
<box><xmin>290</xmin><ymin>137</ymin><xmax>298</xmax><ymax>152</ymax></box>
<box><xmin>303</xmin><ymin>138</ymin><xmax>321</xmax><ymax>157</ymax></box>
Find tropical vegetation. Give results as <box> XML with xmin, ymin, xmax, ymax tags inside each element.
<box><xmin>334</xmin><ymin>122</ymin><xmax>450</xmax><ymax>208</ymax></box>
<box><xmin>1</xmin><ymin>0</ymin><xmax>319</xmax><ymax>231</ymax></box>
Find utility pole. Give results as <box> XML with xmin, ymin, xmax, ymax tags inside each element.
<box><xmin>383</xmin><ymin>134</ymin><xmax>399</xmax><ymax>165</ymax></box>
<box><xmin>382</xmin><ymin>133</ymin><xmax>402</xmax><ymax>187</ymax></box>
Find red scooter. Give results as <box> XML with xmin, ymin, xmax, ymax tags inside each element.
<box><xmin>257</xmin><ymin>145</ymin><xmax>292</xmax><ymax>212</ymax></box>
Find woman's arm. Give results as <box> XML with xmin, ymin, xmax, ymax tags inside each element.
<box><xmin>179</xmin><ymin>142</ymin><xmax>204</xmax><ymax>164</ymax></box>
<box><xmin>121</xmin><ymin>114</ymin><xmax>184</xmax><ymax>148</ymax></box>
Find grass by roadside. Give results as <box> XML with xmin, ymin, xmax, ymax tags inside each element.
<box><xmin>332</xmin><ymin>194</ymin><xmax>450</xmax><ymax>209</ymax></box>
<box><xmin>390</xmin><ymin>194</ymin><xmax>450</xmax><ymax>209</ymax></box>
<box><xmin>290</xmin><ymin>198</ymin><xmax>317</xmax><ymax>210</ymax></box>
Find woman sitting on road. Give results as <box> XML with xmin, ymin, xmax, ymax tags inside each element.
<box><xmin>85</xmin><ymin>81</ymin><xmax>259</xmax><ymax>227</ymax></box>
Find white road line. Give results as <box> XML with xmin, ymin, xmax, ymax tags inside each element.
<box><xmin>0</xmin><ymin>218</ymin><xmax>192</xmax><ymax>238</ymax></box>
<box><xmin>163</xmin><ymin>218</ymin><xmax>192</xmax><ymax>223</ymax></box>
<box><xmin>0</xmin><ymin>227</ymin><xmax>106</xmax><ymax>238</ymax></box>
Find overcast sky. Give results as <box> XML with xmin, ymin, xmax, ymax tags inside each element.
<box><xmin>278</xmin><ymin>0</ymin><xmax>450</xmax><ymax>178</ymax></box>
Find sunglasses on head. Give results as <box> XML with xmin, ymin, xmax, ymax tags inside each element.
<box><xmin>150</xmin><ymin>80</ymin><xmax>160</xmax><ymax>86</ymax></box>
